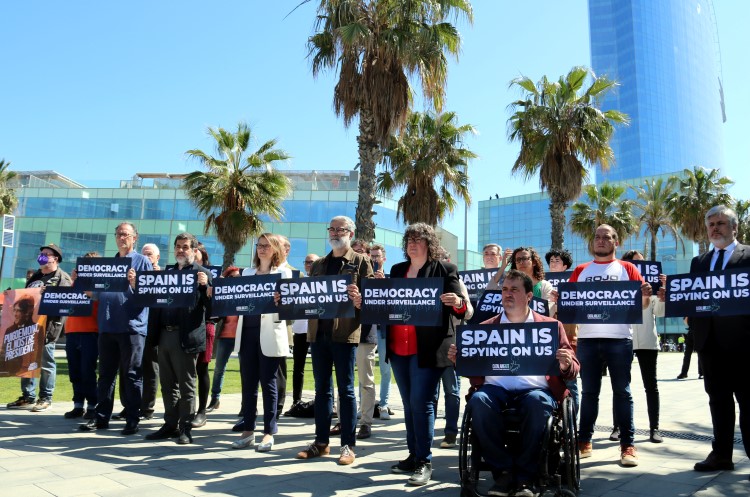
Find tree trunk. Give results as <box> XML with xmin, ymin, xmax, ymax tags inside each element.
<box><xmin>549</xmin><ymin>189</ymin><xmax>567</xmax><ymax>250</ymax></box>
<box><xmin>223</xmin><ymin>251</ymin><xmax>235</xmax><ymax>270</ymax></box>
<box><xmin>355</xmin><ymin>109</ymin><xmax>382</xmax><ymax>242</ymax></box>
<box><xmin>650</xmin><ymin>227</ymin><xmax>658</xmax><ymax>261</ymax></box>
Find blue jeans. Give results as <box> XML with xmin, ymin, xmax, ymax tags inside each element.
<box><xmin>389</xmin><ymin>353</ymin><xmax>444</xmax><ymax>462</ymax></box>
<box><xmin>438</xmin><ymin>366</ymin><xmax>461</xmax><ymax>436</ymax></box>
<box><xmin>469</xmin><ymin>384</ymin><xmax>556</xmax><ymax>481</ymax></box>
<box><xmin>578</xmin><ymin>338</ymin><xmax>634</xmax><ymax>447</ymax></box>
<box><xmin>65</xmin><ymin>333</ymin><xmax>98</xmax><ymax>408</ymax></box>
<box><xmin>377</xmin><ymin>327</ymin><xmax>392</xmax><ymax>407</ymax></box>
<box><xmin>210</xmin><ymin>337</ymin><xmax>235</xmax><ymax>399</ymax></box>
<box><xmin>22</xmin><ymin>341</ymin><xmax>56</xmax><ymax>400</ymax></box>
<box><xmin>311</xmin><ymin>333</ymin><xmax>357</xmax><ymax>447</ymax></box>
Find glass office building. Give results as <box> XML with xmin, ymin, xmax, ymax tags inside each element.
<box><xmin>1</xmin><ymin>170</ymin><xmax>469</xmax><ymax>289</ymax></box>
<box><xmin>590</xmin><ymin>0</ymin><xmax>725</xmax><ymax>182</ymax></box>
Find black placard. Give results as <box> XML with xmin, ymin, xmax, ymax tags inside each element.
<box><xmin>132</xmin><ymin>270</ymin><xmax>198</xmax><ymax>308</ymax></box>
<box><xmin>210</xmin><ymin>273</ymin><xmax>281</xmax><ymax>316</ymax></box>
<box><xmin>277</xmin><ymin>275</ymin><xmax>353</xmax><ymax>320</ymax></box>
<box><xmin>545</xmin><ymin>271</ymin><xmax>573</xmax><ymax>289</ymax></box>
<box><xmin>74</xmin><ymin>257</ymin><xmax>132</xmax><ymax>292</ymax></box>
<box><xmin>207</xmin><ymin>265</ymin><xmax>223</xmax><ymax>280</ymax></box>
<box><xmin>629</xmin><ymin>260</ymin><xmax>662</xmax><ymax>293</ymax></box>
<box><xmin>469</xmin><ymin>290</ymin><xmax>549</xmax><ymax>324</ymax></box>
<box><xmin>459</xmin><ymin>268</ymin><xmax>499</xmax><ymax>301</ymax></box>
<box><xmin>360</xmin><ymin>278</ymin><xmax>444</xmax><ymax>326</ymax></box>
<box><xmin>556</xmin><ymin>281</ymin><xmax>643</xmax><ymax>324</ymax></box>
<box><xmin>665</xmin><ymin>268</ymin><xmax>750</xmax><ymax>317</ymax></box>
<box><xmin>39</xmin><ymin>288</ymin><xmax>92</xmax><ymax>317</ymax></box>
<box><xmin>456</xmin><ymin>323</ymin><xmax>560</xmax><ymax>376</ymax></box>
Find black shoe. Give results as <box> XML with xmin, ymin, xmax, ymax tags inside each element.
<box><xmin>191</xmin><ymin>411</ymin><xmax>207</xmax><ymax>428</ymax></box>
<box><xmin>609</xmin><ymin>427</ymin><xmax>620</xmax><ymax>441</ymax></box>
<box><xmin>84</xmin><ymin>409</ymin><xmax>96</xmax><ymax>420</ymax></box>
<box><xmin>650</xmin><ymin>429</ymin><xmax>663</xmax><ymax>443</ymax></box>
<box><xmin>676</xmin><ymin>373</ymin><xmax>687</xmax><ymax>379</ymax></box>
<box><xmin>145</xmin><ymin>424</ymin><xmax>179</xmax><ymax>440</ymax></box>
<box><xmin>284</xmin><ymin>400</ymin><xmax>301</xmax><ymax>417</ymax></box>
<box><xmin>408</xmin><ymin>462</ymin><xmax>432</xmax><ymax>486</ymax></box>
<box><xmin>64</xmin><ymin>407</ymin><xmax>85</xmax><ymax>419</ymax></box>
<box><xmin>206</xmin><ymin>397</ymin><xmax>220</xmax><ymax>412</ymax></box>
<box><xmin>111</xmin><ymin>408</ymin><xmax>127</xmax><ymax>420</ymax></box>
<box><xmin>330</xmin><ymin>423</ymin><xmax>342</xmax><ymax>436</ymax></box>
<box><xmin>232</xmin><ymin>420</ymin><xmax>244</xmax><ymax>432</ymax></box>
<box><xmin>488</xmin><ymin>472</ymin><xmax>513</xmax><ymax>497</ymax></box>
<box><xmin>391</xmin><ymin>454</ymin><xmax>417</xmax><ymax>474</ymax></box>
<box><xmin>699</xmin><ymin>374</ymin><xmax>704</xmax><ymax>379</ymax></box>
<box><xmin>514</xmin><ymin>481</ymin><xmax>538</xmax><ymax>497</ymax></box>
<box><xmin>139</xmin><ymin>409</ymin><xmax>154</xmax><ymax>420</ymax></box>
<box><xmin>79</xmin><ymin>418</ymin><xmax>108</xmax><ymax>431</ymax></box>
<box><xmin>177</xmin><ymin>428</ymin><xmax>193</xmax><ymax>445</ymax></box>
<box><xmin>121</xmin><ymin>421</ymin><xmax>140</xmax><ymax>435</ymax></box>
<box><xmin>694</xmin><ymin>452</ymin><xmax>734</xmax><ymax>472</ymax></box>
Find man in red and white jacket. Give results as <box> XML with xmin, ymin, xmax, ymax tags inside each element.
<box><xmin>570</xmin><ymin>224</ymin><xmax>651</xmax><ymax>467</ymax></box>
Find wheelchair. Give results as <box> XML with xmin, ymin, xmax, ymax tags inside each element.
<box><xmin>458</xmin><ymin>391</ymin><xmax>580</xmax><ymax>497</ymax></box>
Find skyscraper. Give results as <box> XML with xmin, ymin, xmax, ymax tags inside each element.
<box><xmin>589</xmin><ymin>0</ymin><xmax>725</xmax><ymax>182</ymax></box>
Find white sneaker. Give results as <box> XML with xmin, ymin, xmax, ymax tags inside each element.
<box><xmin>379</xmin><ymin>406</ymin><xmax>391</xmax><ymax>420</ymax></box>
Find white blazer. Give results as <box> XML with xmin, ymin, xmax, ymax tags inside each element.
<box><xmin>239</xmin><ymin>265</ymin><xmax>292</xmax><ymax>357</ymax></box>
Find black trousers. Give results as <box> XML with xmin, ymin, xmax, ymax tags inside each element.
<box><xmin>292</xmin><ymin>333</ymin><xmax>310</xmax><ymax>402</ymax></box>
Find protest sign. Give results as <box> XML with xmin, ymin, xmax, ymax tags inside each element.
<box><xmin>629</xmin><ymin>260</ymin><xmax>662</xmax><ymax>293</ymax></box>
<box><xmin>133</xmin><ymin>270</ymin><xmax>198</xmax><ymax>308</ymax></box>
<box><xmin>360</xmin><ymin>277</ymin><xmax>444</xmax><ymax>326</ymax></box>
<box><xmin>206</xmin><ymin>265</ymin><xmax>223</xmax><ymax>280</ymax></box>
<box><xmin>469</xmin><ymin>290</ymin><xmax>550</xmax><ymax>324</ymax></box>
<box><xmin>556</xmin><ymin>281</ymin><xmax>643</xmax><ymax>324</ymax></box>
<box><xmin>546</xmin><ymin>271</ymin><xmax>573</xmax><ymax>289</ymax></box>
<box><xmin>277</xmin><ymin>275</ymin><xmax>353</xmax><ymax>320</ymax></box>
<box><xmin>39</xmin><ymin>288</ymin><xmax>92</xmax><ymax>316</ymax></box>
<box><xmin>459</xmin><ymin>268</ymin><xmax>499</xmax><ymax>301</ymax></box>
<box><xmin>0</xmin><ymin>288</ymin><xmax>46</xmax><ymax>378</ymax></box>
<box><xmin>74</xmin><ymin>257</ymin><xmax>131</xmax><ymax>292</ymax></box>
<box><xmin>456</xmin><ymin>323</ymin><xmax>559</xmax><ymax>376</ymax></box>
<box><xmin>665</xmin><ymin>268</ymin><xmax>750</xmax><ymax>317</ymax></box>
<box><xmin>211</xmin><ymin>273</ymin><xmax>281</xmax><ymax>316</ymax></box>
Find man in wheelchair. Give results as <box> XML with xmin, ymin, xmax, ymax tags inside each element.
<box><xmin>449</xmin><ymin>270</ymin><xmax>579</xmax><ymax>497</ymax></box>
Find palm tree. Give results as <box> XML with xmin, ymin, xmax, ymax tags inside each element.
<box><xmin>0</xmin><ymin>159</ymin><xmax>18</xmax><ymax>216</ymax></box>
<box><xmin>508</xmin><ymin>66</ymin><xmax>628</xmax><ymax>250</ymax></box>
<box><xmin>377</xmin><ymin>110</ymin><xmax>476</xmax><ymax>226</ymax></box>
<box><xmin>630</xmin><ymin>177</ymin><xmax>684</xmax><ymax>260</ymax></box>
<box><xmin>669</xmin><ymin>166</ymin><xmax>733</xmax><ymax>254</ymax></box>
<box><xmin>570</xmin><ymin>183</ymin><xmax>638</xmax><ymax>254</ymax></box>
<box><xmin>183</xmin><ymin>123</ymin><xmax>292</xmax><ymax>268</ymax></box>
<box><xmin>307</xmin><ymin>0</ymin><xmax>473</xmax><ymax>241</ymax></box>
<box><xmin>734</xmin><ymin>199</ymin><xmax>750</xmax><ymax>244</ymax></box>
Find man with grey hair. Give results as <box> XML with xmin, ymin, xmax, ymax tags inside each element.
<box><xmin>680</xmin><ymin>205</ymin><xmax>750</xmax><ymax>475</ymax></box>
<box><xmin>295</xmin><ymin>215</ymin><xmax>373</xmax><ymax>466</ymax></box>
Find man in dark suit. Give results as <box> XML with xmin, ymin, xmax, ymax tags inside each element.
<box><xmin>688</xmin><ymin>205</ymin><xmax>750</xmax><ymax>475</ymax></box>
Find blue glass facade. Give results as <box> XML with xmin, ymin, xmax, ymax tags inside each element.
<box><xmin>590</xmin><ymin>0</ymin><xmax>724</xmax><ymax>182</ymax></box>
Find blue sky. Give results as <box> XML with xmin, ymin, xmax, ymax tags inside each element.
<box><xmin>1</xmin><ymin>1</ymin><xmax>747</xmax><ymax>251</ymax></box>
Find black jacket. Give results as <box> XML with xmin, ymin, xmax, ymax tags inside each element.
<box><xmin>148</xmin><ymin>262</ymin><xmax>212</xmax><ymax>354</ymax></box>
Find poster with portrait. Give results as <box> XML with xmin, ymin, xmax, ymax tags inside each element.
<box><xmin>0</xmin><ymin>288</ymin><xmax>47</xmax><ymax>378</ymax></box>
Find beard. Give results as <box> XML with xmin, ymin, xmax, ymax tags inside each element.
<box><xmin>176</xmin><ymin>254</ymin><xmax>194</xmax><ymax>267</ymax></box>
<box><xmin>329</xmin><ymin>238</ymin><xmax>349</xmax><ymax>250</ymax></box>
<box><xmin>593</xmin><ymin>247</ymin><xmax>615</xmax><ymax>258</ymax></box>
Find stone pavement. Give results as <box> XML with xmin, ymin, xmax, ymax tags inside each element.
<box><xmin>1</xmin><ymin>352</ymin><xmax>748</xmax><ymax>496</ymax></box>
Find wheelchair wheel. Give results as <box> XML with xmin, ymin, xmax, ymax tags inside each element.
<box><xmin>561</xmin><ymin>396</ymin><xmax>580</xmax><ymax>494</ymax></box>
<box><xmin>458</xmin><ymin>408</ymin><xmax>479</xmax><ymax>496</ymax></box>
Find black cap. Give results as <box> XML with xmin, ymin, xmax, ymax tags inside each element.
<box><xmin>40</xmin><ymin>243</ymin><xmax>63</xmax><ymax>260</ymax></box>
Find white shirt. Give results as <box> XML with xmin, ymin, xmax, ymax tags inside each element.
<box><xmin>710</xmin><ymin>240</ymin><xmax>737</xmax><ymax>270</ymax></box>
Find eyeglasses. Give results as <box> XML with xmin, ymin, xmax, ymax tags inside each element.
<box><xmin>327</xmin><ymin>227</ymin><xmax>350</xmax><ymax>234</ymax></box>
<box><xmin>304</xmin><ymin>260</ymin><xmax>315</xmax><ymax>265</ymax></box>
<box><xmin>115</xmin><ymin>232</ymin><xmax>134</xmax><ymax>238</ymax></box>
<box><xmin>256</xmin><ymin>243</ymin><xmax>272</xmax><ymax>250</ymax></box>
<box><xmin>406</xmin><ymin>237</ymin><xmax>425</xmax><ymax>244</ymax></box>
<box><xmin>515</xmin><ymin>256</ymin><xmax>532</xmax><ymax>263</ymax></box>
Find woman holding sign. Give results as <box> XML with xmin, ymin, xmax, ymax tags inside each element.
<box><xmin>232</xmin><ymin>234</ymin><xmax>292</xmax><ymax>451</ymax></box>
<box><xmin>386</xmin><ymin>223</ymin><xmax>467</xmax><ymax>486</ymax></box>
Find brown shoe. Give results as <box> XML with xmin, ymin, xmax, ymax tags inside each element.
<box><xmin>578</xmin><ymin>441</ymin><xmax>593</xmax><ymax>459</ymax></box>
<box><xmin>296</xmin><ymin>442</ymin><xmax>330</xmax><ymax>460</ymax></box>
<box><xmin>356</xmin><ymin>425</ymin><xmax>371</xmax><ymax>440</ymax></box>
<box><xmin>694</xmin><ymin>452</ymin><xmax>734</xmax><ymax>472</ymax></box>
<box><xmin>338</xmin><ymin>445</ymin><xmax>356</xmax><ymax>465</ymax></box>
<box><xmin>330</xmin><ymin>423</ymin><xmax>342</xmax><ymax>436</ymax></box>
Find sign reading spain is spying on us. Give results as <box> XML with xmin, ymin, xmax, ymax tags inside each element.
<box><xmin>74</xmin><ymin>257</ymin><xmax>132</xmax><ymax>292</ymax></box>
<box><xmin>556</xmin><ymin>281</ymin><xmax>643</xmax><ymax>324</ymax></box>
<box><xmin>456</xmin><ymin>323</ymin><xmax>560</xmax><ymax>376</ymax></box>
<box><xmin>210</xmin><ymin>273</ymin><xmax>280</xmax><ymax>317</ymax></box>
<box><xmin>276</xmin><ymin>275</ymin><xmax>353</xmax><ymax>320</ymax></box>
<box><xmin>360</xmin><ymin>277</ymin><xmax>444</xmax><ymax>326</ymax></box>
<box><xmin>459</xmin><ymin>268</ymin><xmax>498</xmax><ymax>302</ymax></box>
<box><xmin>628</xmin><ymin>260</ymin><xmax>663</xmax><ymax>293</ymax></box>
<box><xmin>665</xmin><ymin>268</ymin><xmax>750</xmax><ymax>317</ymax></box>
<box><xmin>132</xmin><ymin>270</ymin><xmax>198</xmax><ymax>308</ymax></box>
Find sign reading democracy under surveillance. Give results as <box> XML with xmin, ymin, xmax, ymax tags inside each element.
<box><xmin>545</xmin><ymin>271</ymin><xmax>573</xmax><ymax>289</ymax></box>
<box><xmin>360</xmin><ymin>277</ymin><xmax>444</xmax><ymax>326</ymax></box>
<box><xmin>456</xmin><ymin>323</ymin><xmax>560</xmax><ymax>376</ymax></box>
<box><xmin>459</xmin><ymin>268</ymin><xmax>498</xmax><ymax>301</ymax></box>
<box><xmin>132</xmin><ymin>270</ymin><xmax>198</xmax><ymax>308</ymax></box>
<box><xmin>74</xmin><ymin>257</ymin><xmax>132</xmax><ymax>292</ymax></box>
<box><xmin>556</xmin><ymin>281</ymin><xmax>643</xmax><ymax>324</ymax></box>
<box><xmin>211</xmin><ymin>273</ymin><xmax>281</xmax><ymax>316</ymax></box>
<box><xmin>629</xmin><ymin>261</ymin><xmax>663</xmax><ymax>293</ymax></box>
<box><xmin>469</xmin><ymin>290</ymin><xmax>550</xmax><ymax>324</ymax></box>
<box><xmin>276</xmin><ymin>275</ymin><xmax>353</xmax><ymax>320</ymax></box>
<box><xmin>39</xmin><ymin>288</ymin><xmax>93</xmax><ymax>316</ymax></box>
<box><xmin>665</xmin><ymin>268</ymin><xmax>750</xmax><ymax>317</ymax></box>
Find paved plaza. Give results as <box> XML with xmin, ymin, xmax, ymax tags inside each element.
<box><xmin>1</xmin><ymin>352</ymin><xmax>748</xmax><ymax>496</ymax></box>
